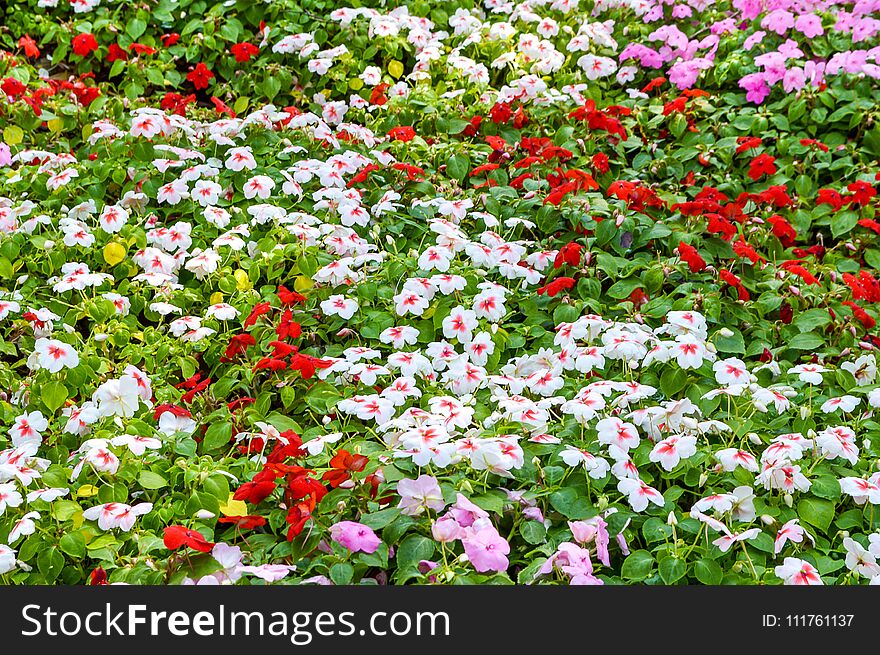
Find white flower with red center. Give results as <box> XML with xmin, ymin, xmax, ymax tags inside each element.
<box><xmin>713</xmin><ymin>357</ymin><xmax>749</xmax><ymax>385</ymax></box>
<box><xmin>559</xmin><ymin>446</ymin><xmax>611</xmax><ymax>479</ymax></box>
<box><xmin>787</xmin><ymin>363</ymin><xmax>827</xmax><ymax>384</ymax></box>
<box><xmin>774</xmin><ymin>519</ymin><xmax>814</xmax><ymax>555</ymax></box>
<box><xmin>225</xmin><ymin>147</ymin><xmax>256</xmax><ymax>171</ymax></box>
<box><xmin>109</xmin><ymin>434</ymin><xmax>162</xmax><ymax>456</ymax></box>
<box><xmin>820</xmin><ymin>395</ymin><xmax>859</xmax><ymax>414</ymax></box>
<box><xmin>417</xmin><ymin>246</ymin><xmax>453</xmax><ymax>273</ymax></box>
<box><xmin>649</xmin><ymin>434</ymin><xmax>697</xmax><ymax>471</ymax></box>
<box><xmin>472</xmin><ymin>290</ymin><xmax>506</xmax><ymax>322</ymax></box>
<box><xmin>193</xmin><ymin>180</ymin><xmax>222</xmax><ymax>206</ymax></box>
<box><xmin>243</xmin><ymin>174</ymin><xmax>276</xmax><ymax>200</ymax></box>
<box><xmin>393</xmin><ymin>290</ymin><xmax>429</xmax><ymax>317</ymax></box>
<box><xmin>775</xmin><ymin>557</ymin><xmax>823</xmax><ymax>585</ymax></box>
<box><xmin>157</xmin><ymin>179</ymin><xmax>189</xmax><ymax>205</ymax></box>
<box><xmin>98</xmin><ymin>204</ymin><xmax>129</xmax><ymax>233</ymax></box>
<box><xmin>320</xmin><ymin>294</ymin><xmax>359</xmax><ymax>320</ymax></box>
<box><xmin>617</xmin><ymin>477</ymin><xmax>665</xmax><ymax>512</ymax></box>
<box><xmin>46</xmin><ymin>168</ymin><xmax>79</xmax><ymax>191</ymax></box>
<box><xmin>379</xmin><ymin>326</ymin><xmax>420</xmax><ymax>349</ymax></box>
<box><xmin>843</xmin><ymin>537</ymin><xmax>880</xmax><ymax>579</ymax></box>
<box><xmin>691</xmin><ymin>493</ymin><xmax>737</xmax><ymax>514</ymax></box>
<box><xmin>83</xmin><ymin>502</ymin><xmax>153</xmax><ymax>532</ymax></box>
<box><xmin>714</xmin><ymin>448</ymin><xmax>759</xmax><ymax>472</ymax></box>
<box><xmin>839</xmin><ymin>474</ymin><xmax>880</xmax><ymax>505</ymax></box>
<box><xmin>713</xmin><ymin>528</ymin><xmax>761</xmax><ymax>553</ymax></box>
<box><xmin>10</xmin><ymin>411</ymin><xmax>48</xmax><ymax>447</ymax></box>
<box><xmin>8</xmin><ymin>511</ymin><xmax>40</xmax><ymax>544</ymax></box>
<box><xmin>442</xmin><ymin>306</ymin><xmax>478</xmax><ymax>343</ymax></box>
<box><xmin>0</xmin><ymin>483</ymin><xmax>24</xmax><ymax>514</ymax></box>
<box><xmin>672</xmin><ymin>335</ymin><xmax>710</xmax><ymax>369</ymax></box>
<box><xmin>815</xmin><ymin>426</ymin><xmax>859</xmax><ymax>464</ymax></box>
<box><xmin>595</xmin><ymin>417</ymin><xmax>640</xmax><ymax>451</ymax></box>
<box><xmin>34</xmin><ymin>337</ymin><xmax>79</xmax><ymax>373</ymax></box>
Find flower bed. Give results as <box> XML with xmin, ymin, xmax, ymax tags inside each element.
<box><xmin>1</xmin><ymin>0</ymin><xmax>879</xmax><ymax>585</ymax></box>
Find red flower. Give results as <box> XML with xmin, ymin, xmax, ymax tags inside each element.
<box><xmin>843</xmin><ymin>301</ymin><xmax>876</xmax><ymax>329</ymax></box>
<box><xmin>289</xmin><ymin>351</ymin><xmax>333</xmax><ymax>380</ymax></box>
<box><xmin>847</xmin><ymin>180</ymin><xmax>877</xmax><ymax>207</ymax></box>
<box><xmin>285</xmin><ymin>504</ymin><xmax>311</xmax><ymax>540</ymax></box>
<box><xmin>779</xmin><ymin>302</ymin><xmax>793</xmax><ymax>324</ymax></box>
<box><xmin>768</xmin><ymin>214</ymin><xmax>796</xmax><ymax>247</ymax></box>
<box><xmin>554</xmin><ymin>242</ymin><xmax>582</xmax><ymax>269</ymax></box>
<box><xmin>72</xmin><ymin>33</ymin><xmax>99</xmax><ymax>57</ymax></box>
<box><xmin>370</xmin><ymin>82</ymin><xmax>390</xmax><ymax>106</ymax></box>
<box><xmin>218</xmin><ymin>515</ymin><xmax>267</xmax><ymax>530</ymax></box>
<box><xmin>210</xmin><ymin>96</ymin><xmax>236</xmax><ymax>118</ymax></box>
<box><xmin>1</xmin><ymin>77</ymin><xmax>27</xmax><ymax>97</ymax></box>
<box><xmin>160</xmin><ymin>92</ymin><xmax>195</xmax><ymax>116</ymax></box>
<box><xmin>537</xmin><ymin>277</ymin><xmax>576</xmax><ymax>297</ymax></box>
<box><xmin>747</xmin><ymin>154</ymin><xmax>776</xmax><ymax>181</ymax></box>
<box><xmin>490</xmin><ymin>102</ymin><xmax>512</xmax><ymax>124</ymax></box>
<box><xmin>163</xmin><ymin>526</ymin><xmax>215</xmax><ymax>553</ymax></box>
<box><xmin>816</xmin><ymin>188</ymin><xmax>843</xmax><ymax>211</ymax></box>
<box><xmin>735</xmin><ymin>136</ymin><xmax>763</xmax><ymax>154</ymax></box>
<box><xmin>678</xmin><ymin>241</ymin><xmax>706</xmax><ymax>273</ymax></box>
<box><xmin>234</xmin><ymin>479</ymin><xmax>277</xmax><ymax>505</ymax></box>
<box><xmin>244</xmin><ymin>301</ymin><xmax>272</xmax><ymax>327</ymax></box>
<box><xmin>88</xmin><ymin>567</ymin><xmax>108</xmax><ymax>585</ymax></box>
<box><xmin>591</xmin><ymin>152</ymin><xmax>610</xmax><ymax>173</ymax></box>
<box><xmin>161</xmin><ymin>33</ymin><xmax>181</xmax><ymax>47</ymax></box>
<box><xmin>18</xmin><ymin>34</ymin><xmax>39</xmax><ymax>59</ymax></box>
<box><xmin>186</xmin><ymin>62</ymin><xmax>214</xmax><ymax>90</ymax></box>
<box><xmin>732</xmin><ymin>238</ymin><xmax>764</xmax><ymax>265</ymax></box>
<box><xmin>106</xmin><ymin>43</ymin><xmax>128</xmax><ymax>63</ymax></box>
<box><xmin>276</xmin><ymin>310</ymin><xmax>301</xmax><ymax>340</ymax></box>
<box><xmin>223</xmin><ymin>333</ymin><xmax>256</xmax><ymax>360</ymax></box>
<box><xmin>230</xmin><ymin>42</ymin><xmax>259</xmax><ymax>63</ymax></box>
<box><xmin>719</xmin><ymin>269</ymin><xmax>750</xmax><ymax>301</ymax></box>
<box><xmin>388</xmin><ymin>126</ymin><xmax>416</xmax><ymax>142</ymax></box>
<box><xmin>322</xmin><ymin>449</ymin><xmax>369</xmax><ymax>488</ymax></box>
<box><xmin>277</xmin><ymin>285</ymin><xmax>307</xmax><ymax>306</ymax></box>
<box><xmin>129</xmin><ymin>43</ymin><xmax>157</xmax><ymax>56</ymax></box>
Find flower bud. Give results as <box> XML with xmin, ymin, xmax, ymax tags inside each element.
<box><xmin>760</xmin><ymin>514</ymin><xmax>775</xmax><ymax>526</ymax></box>
<box><xmin>667</xmin><ymin>511</ymin><xmax>678</xmax><ymax>526</ymax></box>
<box><xmin>784</xmin><ymin>493</ymin><xmax>793</xmax><ymax>508</ymax></box>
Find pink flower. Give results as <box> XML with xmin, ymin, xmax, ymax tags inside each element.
<box><xmin>396</xmin><ymin>475</ymin><xmax>446</xmax><ymax>516</ymax></box>
<box><xmin>0</xmin><ymin>143</ymin><xmax>11</xmax><ymax>167</ymax></box>
<box><xmin>739</xmin><ymin>72</ymin><xmax>771</xmax><ymax>104</ymax></box>
<box><xmin>795</xmin><ymin>14</ymin><xmax>824</xmax><ymax>39</ymax></box>
<box><xmin>761</xmin><ymin>10</ymin><xmax>795</xmax><ymax>36</ymax></box>
<box><xmin>569</xmin><ymin>516</ymin><xmax>611</xmax><ymax>566</ymax></box>
<box><xmin>462</xmin><ymin>527</ymin><xmax>510</xmax><ymax>573</ymax></box>
<box><xmin>448</xmin><ymin>493</ymin><xmax>489</xmax><ymax>528</ymax></box>
<box><xmin>743</xmin><ymin>31</ymin><xmax>766</xmax><ymax>51</ymax></box>
<box><xmin>329</xmin><ymin>521</ymin><xmax>381</xmax><ymax>554</ymax></box>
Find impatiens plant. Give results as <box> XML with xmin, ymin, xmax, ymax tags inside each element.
<box><xmin>1</xmin><ymin>0</ymin><xmax>880</xmax><ymax>586</ymax></box>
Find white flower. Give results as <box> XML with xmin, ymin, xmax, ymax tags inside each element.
<box><xmin>93</xmin><ymin>377</ymin><xmax>142</xmax><ymax>418</ymax></box>
<box><xmin>320</xmin><ymin>294</ymin><xmax>359</xmax><ymax>320</ymax></box>
<box><xmin>34</xmin><ymin>337</ymin><xmax>79</xmax><ymax>373</ymax></box>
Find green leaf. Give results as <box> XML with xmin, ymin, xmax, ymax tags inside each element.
<box><xmin>126</xmin><ymin>18</ymin><xmax>147</xmax><ymax>40</ymax></box>
<box><xmin>329</xmin><ymin>562</ymin><xmax>354</xmax><ymax>585</ymax></box>
<box><xmin>658</xmin><ymin>557</ymin><xmax>686</xmax><ymax>584</ymax></box>
<box><xmin>621</xmin><ymin>550</ymin><xmax>654</xmax><ymax>580</ymax></box>
<box><xmin>606</xmin><ymin>278</ymin><xmax>644</xmax><ymax>300</ymax></box>
<box><xmin>694</xmin><ymin>558</ymin><xmax>723</xmax><ymax>585</ymax></box>
<box><xmin>202</xmin><ymin>422</ymin><xmax>233</xmax><ymax>452</ymax></box>
<box><xmin>41</xmin><ymin>381</ymin><xmax>68</xmax><ymax>413</ymax></box>
<box><xmin>59</xmin><ymin>532</ymin><xmax>86</xmax><ymax>558</ymax></box>
<box><xmin>138</xmin><ymin>471</ymin><xmax>168</xmax><ymax>490</ymax></box>
<box><xmin>396</xmin><ymin>535</ymin><xmax>434</xmax><ymax>569</ymax></box>
<box><xmin>447</xmin><ymin>154</ymin><xmax>470</xmax><ymax>183</ymax></box>
<box><xmin>798</xmin><ymin>497</ymin><xmax>835</xmax><ymax>532</ymax></box>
